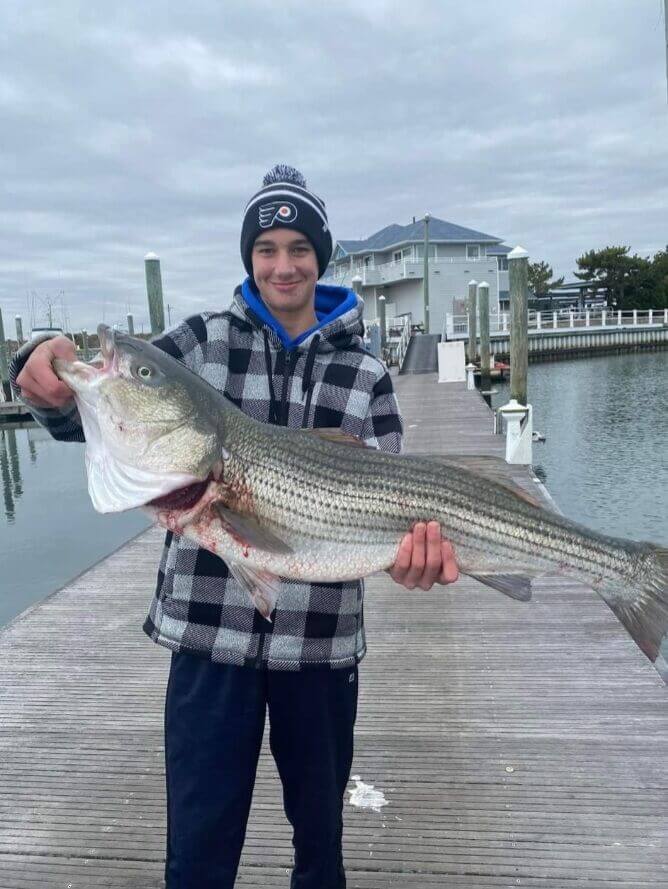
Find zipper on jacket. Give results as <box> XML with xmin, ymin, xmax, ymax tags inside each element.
<box><xmin>254</xmin><ymin>346</ymin><xmax>298</xmax><ymax>667</ymax></box>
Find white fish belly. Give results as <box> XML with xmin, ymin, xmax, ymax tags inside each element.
<box><xmin>180</xmin><ymin>517</ymin><xmax>401</xmax><ymax>582</ymax></box>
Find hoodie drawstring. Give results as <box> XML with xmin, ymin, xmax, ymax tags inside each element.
<box><xmin>301</xmin><ymin>335</ymin><xmax>320</xmax><ymax>427</ymax></box>
<box><xmin>263</xmin><ymin>330</ymin><xmax>279</xmax><ymax>425</ymax></box>
<box><xmin>263</xmin><ymin>330</ymin><xmax>320</xmax><ymax>428</ymax></box>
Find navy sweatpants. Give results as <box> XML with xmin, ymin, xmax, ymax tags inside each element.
<box><xmin>164</xmin><ymin>652</ymin><xmax>358</xmax><ymax>889</ymax></box>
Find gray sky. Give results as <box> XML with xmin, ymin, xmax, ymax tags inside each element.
<box><xmin>1</xmin><ymin>0</ymin><xmax>667</xmax><ymax>334</ymax></box>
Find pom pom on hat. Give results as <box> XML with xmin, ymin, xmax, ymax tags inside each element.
<box><xmin>262</xmin><ymin>164</ymin><xmax>307</xmax><ymax>189</ymax></box>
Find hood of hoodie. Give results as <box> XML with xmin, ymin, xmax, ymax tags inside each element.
<box><xmin>234</xmin><ymin>277</ymin><xmax>365</xmax><ymax>353</ymax></box>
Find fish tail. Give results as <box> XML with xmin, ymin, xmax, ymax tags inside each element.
<box><xmin>598</xmin><ymin>545</ymin><xmax>668</xmax><ymax>681</ymax></box>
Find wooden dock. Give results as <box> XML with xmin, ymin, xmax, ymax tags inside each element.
<box><xmin>0</xmin><ymin>375</ymin><xmax>666</xmax><ymax>888</ymax></box>
<box><xmin>0</xmin><ymin>402</ymin><xmax>32</xmax><ymax>423</ymax></box>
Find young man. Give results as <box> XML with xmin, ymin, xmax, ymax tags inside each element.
<box><xmin>13</xmin><ymin>165</ymin><xmax>458</xmax><ymax>888</ymax></box>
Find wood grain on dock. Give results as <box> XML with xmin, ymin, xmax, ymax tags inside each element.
<box><xmin>0</xmin><ymin>375</ymin><xmax>666</xmax><ymax>888</ymax></box>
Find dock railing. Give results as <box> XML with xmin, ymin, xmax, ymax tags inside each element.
<box><xmin>365</xmin><ymin>314</ymin><xmax>412</xmax><ymax>366</ymax></box>
<box><xmin>444</xmin><ymin>307</ymin><xmax>668</xmax><ymax>339</ymax></box>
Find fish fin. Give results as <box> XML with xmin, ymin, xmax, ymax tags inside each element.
<box><xmin>421</xmin><ymin>454</ymin><xmax>544</xmax><ymax>509</ymax></box>
<box><xmin>303</xmin><ymin>428</ymin><xmax>370</xmax><ymax>448</ymax></box>
<box><xmin>596</xmin><ymin>545</ymin><xmax>668</xmax><ymax>678</ymax></box>
<box><xmin>467</xmin><ymin>572</ymin><xmax>533</xmax><ymax>602</ymax></box>
<box><xmin>214</xmin><ymin>504</ymin><xmax>293</xmax><ymax>554</ymax></box>
<box><xmin>228</xmin><ymin>561</ymin><xmax>281</xmax><ymax>621</ymax></box>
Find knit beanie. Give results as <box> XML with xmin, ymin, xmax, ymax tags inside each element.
<box><xmin>240</xmin><ymin>165</ymin><xmax>334</xmax><ymax>279</ymax></box>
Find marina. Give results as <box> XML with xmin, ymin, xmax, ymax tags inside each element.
<box><xmin>0</xmin><ymin>370</ymin><xmax>666</xmax><ymax>887</ymax></box>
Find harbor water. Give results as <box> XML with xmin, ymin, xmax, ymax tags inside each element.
<box><xmin>492</xmin><ymin>350</ymin><xmax>667</xmax><ymax>546</ymax></box>
<box><xmin>0</xmin><ymin>425</ymin><xmax>151</xmax><ymax>627</ymax></box>
<box><xmin>0</xmin><ymin>349</ymin><xmax>666</xmax><ymax>629</ymax></box>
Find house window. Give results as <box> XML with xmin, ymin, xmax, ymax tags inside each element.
<box><xmin>497</xmin><ymin>256</ymin><xmax>508</xmax><ymax>271</ymax></box>
<box><xmin>393</xmin><ymin>251</ymin><xmax>402</xmax><ymax>263</ymax></box>
<box><xmin>466</xmin><ymin>245</ymin><xmax>480</xmax><ymax>260</ymax></box>
<box><xmin>363</xmin><ymin>255</ymin><xmax>372</xmax><ymax>268</ymax></box>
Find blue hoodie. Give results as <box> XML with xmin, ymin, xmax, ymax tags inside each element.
<box><xmin>241</xmin><ymin>277</ymin><xmax>358</xmax><ymax>350</ymax></box>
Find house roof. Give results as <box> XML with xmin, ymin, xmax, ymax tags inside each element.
<box><xmin>335</xmin><ymin>217</ymin><xmax>503</xmax><ymax>256</ymax></box>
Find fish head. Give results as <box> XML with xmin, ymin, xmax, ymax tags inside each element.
<box><xmin>54</xmin><ymin>324</ymin><xmax>223</xmax><ymax>513</ymax></box>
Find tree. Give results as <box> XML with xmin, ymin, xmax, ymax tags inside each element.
<box><xmin>574</xmin><ymin>246</ymin><xmax>651</xmax><ymax>309</ymax></box>
<box><xmin>528</xmin><ymin>260</ymin><xmax>564</xmax><ymax>296</ymax></box>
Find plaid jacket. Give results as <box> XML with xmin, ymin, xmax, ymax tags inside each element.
<box><xmin>11</xmin><ymin>286</ymin><xmax>403</xmax><ymax>670</ymax></box>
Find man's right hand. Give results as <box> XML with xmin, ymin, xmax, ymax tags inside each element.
<box><xmin>16</xmin><ymin>337</ymin><xmax>77</xmax><ymax>408</ymax></box>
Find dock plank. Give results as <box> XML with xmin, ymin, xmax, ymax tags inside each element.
<box><xmin>0</xmin><ymin>375</ymin><xmax>666</xmax><ymax>887</ymax></box>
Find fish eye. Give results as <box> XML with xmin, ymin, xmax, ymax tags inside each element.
<box><xmin>132</xmin><ymin>362</ymin><xmax>158</xmax><ymax>382</ymax></box>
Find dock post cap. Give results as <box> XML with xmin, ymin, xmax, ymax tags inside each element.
<box><xmin>498</xmin><ymin>398</ymin><xmax>529</xmax><ymax>416</ymax></box>
<box><xmin>351</xmin><ymin>274</ymin><xmax>362</xmax><ymax>282</ymax></box>
<box><xmin>378</xmin><ymin>294</ymin><xmax>386</xmax><ymax>301</ymax></box>
<box><xmin>468</xmin><ymin>279</ymin><xmax>478</xmax><ymax>287</ymax></box>
<box><xmin>144</xmin><ymin>251</ymin><xmax>159</xmax><ymax>261</ymax></box>
<box><xmin>478</xmin><ymin>281</ymin><xmax>490</xmax><ymax>288</ymax></box>
<box><xmin>508</xmin><ymin>246</ymin><xmax>529</xmax><ymax>260</ymax></box>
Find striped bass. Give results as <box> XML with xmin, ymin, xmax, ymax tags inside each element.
<box><xmin>54</xmin><ymin>325</ymin><xmax>668</xmax><ymax>680</ymax></box>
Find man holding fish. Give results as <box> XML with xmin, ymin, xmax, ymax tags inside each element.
<box><xmin>13</xmin><ymin>165</ymin><xmax>459</xmax><ymax>888</ymax></box>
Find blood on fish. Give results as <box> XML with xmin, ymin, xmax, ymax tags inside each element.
<box><xmin>242</xmin><ymin>544</ymin><xmax>250</xmax><ymax>558</ymax></box>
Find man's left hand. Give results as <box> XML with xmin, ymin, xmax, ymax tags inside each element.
<box><xmin>388</xmin><ymin>521</ymin><xmax>459</xmax><ymax>591</ymax></box>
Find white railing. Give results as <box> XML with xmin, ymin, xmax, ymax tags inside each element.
<box><xmin>395</xmin><ymin>316</ymin><xmax>412</xmax><ymax>367</ymax></box>
<box><xmin>323</xmin><ymin>254</ymin><xmax>501</xmax><ymax>286</ymax></box>
<box><xmin>366</xmin><ymin>314</ymin><xmax>412</xmax><ymax>365</ymax></box>
<box><xmin>444</xmin><ymin>308</ymin><xmax>668</xmax><ymax>339</ymax></box>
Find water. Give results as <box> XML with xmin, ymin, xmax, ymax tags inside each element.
<box><xmin>0</xmin><ymin>425</ymin><xmax>151</xmax><ymax>627</ymax></box>
<box><xmin>492</xmin><ymin>350</ymin><xmax>668</xmax><ymax>545</ymax></box>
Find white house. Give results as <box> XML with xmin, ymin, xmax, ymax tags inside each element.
<box><xmin>322</xmin><ymin>217</ymin><xmax>512</xmax><ymax>335</ymax></box>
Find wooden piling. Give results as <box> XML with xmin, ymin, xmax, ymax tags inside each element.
<box><xmin>467</xmin><ymin>280</ymin><xmax>478</xmax><ymax>363</ymax></box>
<box><xmin>0</xmin><ymin>308</ymin><xmax>11</xmax><ymax>401</ymax></box>
<box><xmin>15</xmin><ymin>316</ymin><xmax>24</xmax><ymax>346</ymax></box>
<box><xmin>127</xmin><ymin>313</ymin><xmax>135</xmax><ymax>336</ymax></box>
<box><xmin>508</xmin><ymin>246</ymin><xmax>529</xmax><ymax>405</ymax></box>
<box><xmin>478</xmin><ymin>280</ymin><xmax>491</xmax><ymax>396</ymax></box>
<box><xmin>144</xmin><ymin>253</ymin><xmax>165</xmax><ymax>335</ymax></box>
<box><xmin>378</xmin><ymin>294</ymin><xmax>387</xmax><ymax>351</ymax></box>
<box><xmin>423</xmin><ymin>213</ymin><xmax>430</xmax><ymax>333</ymax></box>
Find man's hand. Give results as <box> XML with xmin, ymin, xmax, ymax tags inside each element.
<box><xmin>16</xmin><ymin>337</ymin><xmax>77</xmax><ymax>408</ymax></box>
<box><xmin>388</xmin><ymin>521</ymin><xmax>459</xmax><ymax>591</ymax></box>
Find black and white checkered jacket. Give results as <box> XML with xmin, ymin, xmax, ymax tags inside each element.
<box><xmin>11</xmin><ymin>285</ymin><xmax>403</xmax><ymax>670</ymax></box>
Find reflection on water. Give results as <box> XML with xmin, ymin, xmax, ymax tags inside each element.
<box><xmin>1</xmin><ymin>428</ymin><xmax>25</xmax><ymax>522</ymax></box>
<box><xmin>493</xmin><ymin>350</ymin><xmax>668</xmax><ymax>545</ymax></box>
<box><xmin>0</xmin><ymin>423</ymin><xmax>151</xmax><ymax>627</ymax></box>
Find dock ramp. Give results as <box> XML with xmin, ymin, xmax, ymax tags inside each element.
<box><xmin>398</xmin><ymin>333</ymin><xmax>441</xmax><ymax>374</ymax></box>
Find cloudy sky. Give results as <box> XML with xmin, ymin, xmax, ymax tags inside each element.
<box><xmin>1</xmin><ymin>0</ymin><xmax>667</xmax><ymax>334</ymax></box>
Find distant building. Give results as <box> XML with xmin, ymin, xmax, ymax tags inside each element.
<box><xmin>323</xmin><ymin>216</ymin><xmax>512</xmax><ymax>334</ymax></box>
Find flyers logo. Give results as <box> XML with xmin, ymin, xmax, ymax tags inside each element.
<box><xmin>259</xmin><ymin>201</ymin><xmax>298</xmax><ymax>228</ymax></box>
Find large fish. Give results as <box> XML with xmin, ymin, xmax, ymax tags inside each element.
<box><xmin>54</xmin><ymin>325</ymin><xmax>668</xmax><ymax>679</ymax></box>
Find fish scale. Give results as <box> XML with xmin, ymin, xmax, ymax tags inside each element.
<box><xmin>53</xmin><ymin>324</ymin><xmax>668</xmax><ymax>681</ymax></box>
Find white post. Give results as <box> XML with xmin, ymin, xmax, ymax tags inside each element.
<box><xmin>536</xmin><ymin>311</ymin><xmax>542</xmax><ymax>330</ymax></box>
<box><xmin>497</xmin><ymin>400</ymin><xmax>533</xmax><ymax>465</ymax></box>
<box><xmin>465</xmin><ymin>363</ymin><xmax>476</xmax><ymax>391</ymax></box>
<box><xmin>664</xmin><ymin>309</ymin><xmax>668</xmax><ymax>324</ymax></box>
<box><xmin>569</xmin><ymin>310</ymin><xmax>574</xmax><ymax>328</ymax></box>
<box><xmin>502</xmin><ymin>313</ymin><xmax>508</xmax><ymax>332</ymax></box>
<box><xmin>633</xmin><ymin>309</ymin><xmax>638</xmax><ymax>326</ymax></box>
<box><xmin>552</xmin><ymin>311</ymin><xmax>557</xmax><ymax>329</ymax></box>
<box><xmin>585</xmin><ymin>310</ymin><xmax>590</xmax><ymax>327</ymax></box>
<box><xmin>601</xmin><ymin>310</ymin><xmax>606</xmax><ymax>327</ymax></box>
<box><xmin>617</xmin><ymin>310</ymin><xmax>622</xmax><ymax>326</ymax></box>
<box><xmin>445</xmin><ymin>313</ymin><xmax>454</xmax><ymax>338</ymax></box>
<box><xmin>648</xmin><ymin>310</ymin><xmax>653</xmax><ymax>325</ymax></box>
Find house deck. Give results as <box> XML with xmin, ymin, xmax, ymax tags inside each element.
<box><xmin>0</xmin><ymin>375</ymin><xmax>666</xmax><ymax>888</ymax></box>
